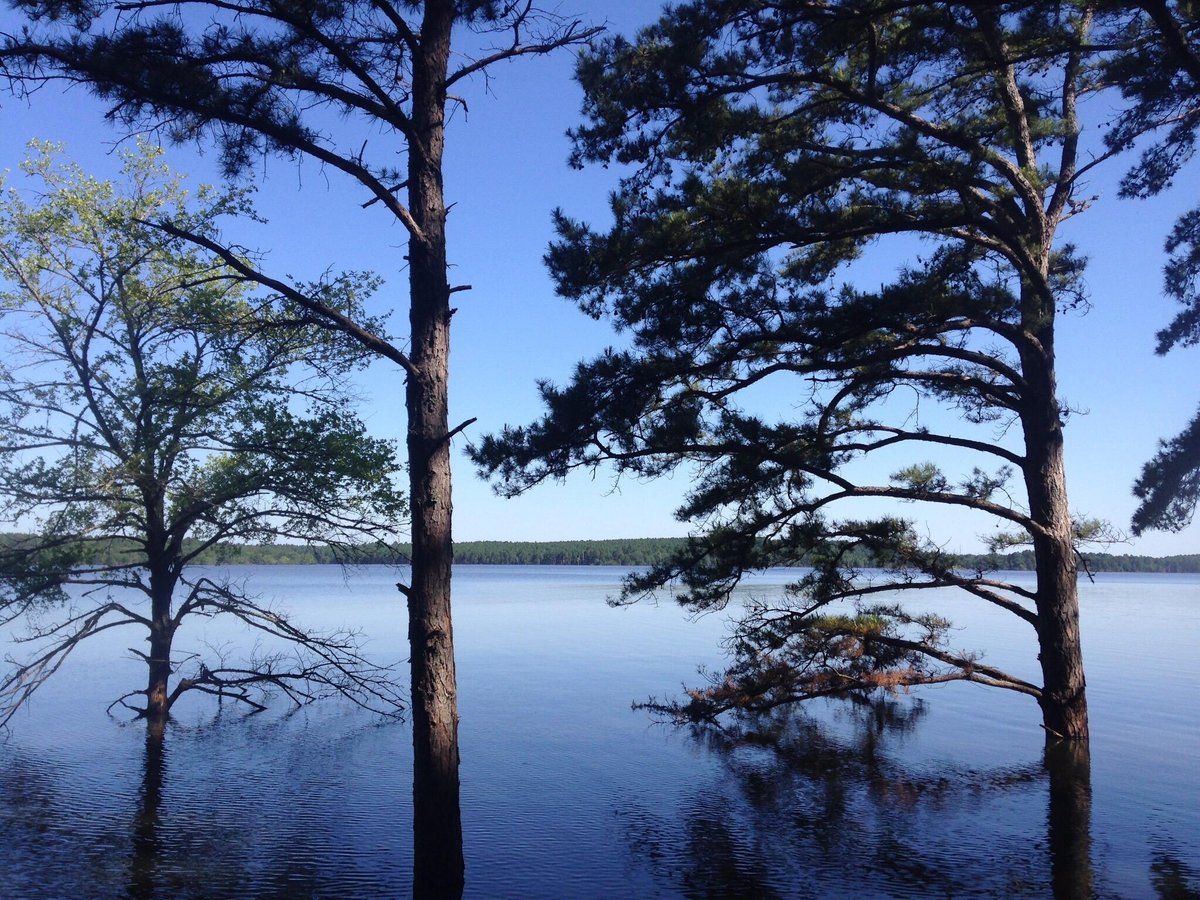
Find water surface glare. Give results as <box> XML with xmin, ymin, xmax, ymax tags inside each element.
<box><xmin>0</xmin><ymin>566</ymin><xmax>1197</xmax><ymax>897</ymax></box>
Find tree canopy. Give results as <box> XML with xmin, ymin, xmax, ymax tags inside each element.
<box><xmin>469</xmin><ymin>0</ymin><xmax>1200</xmax><ymax>741</ymax></box>
<box><xmin>1105</xmin><ymin>1</ymin><xmax>1200</xmax><ymax>534</ymax></box>
<box><xmin>0</xmin><ymin>142</ymin><xmax>407</xmax><ymax>726</ymax></box>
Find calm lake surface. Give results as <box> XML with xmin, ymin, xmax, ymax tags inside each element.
<box><xmin>1</xmin><ymin>565</ymin><xmax>1197</xmax><ymax>898</ymax></box>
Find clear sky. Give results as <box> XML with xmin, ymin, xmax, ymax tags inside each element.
<box><xmin>0</xmin><ymin>3</ymin><xmax>1197</xmax><ymax>557</ymax></box>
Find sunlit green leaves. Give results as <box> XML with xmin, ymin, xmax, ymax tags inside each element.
<box><xmin>891</xmin><ymin>462</ymin><xmax>949</xmax><ymax>494</ymax></box>
<box><xmin>0</xmin><ymin>143</ymin><xmax>405</xmax><ymax>611</ymax></box>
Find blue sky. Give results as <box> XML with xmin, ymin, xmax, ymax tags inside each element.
<box><xmin>0</xmin><ymin>3</ymin><xmax>1197</xmax><ymax>556</ymax></box>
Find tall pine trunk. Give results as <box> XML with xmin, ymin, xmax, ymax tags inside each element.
<box><xmin>407</xmin><ymin>2</ymin><xmax>464</xmax><ymax>895</ymax></box>
<box><xmin>1020</xmin><ymin>297</ymin><xmax>1089</xmax><ymax>742</ymax></box>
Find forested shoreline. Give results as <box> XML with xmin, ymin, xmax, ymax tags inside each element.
<box><xmin>4</xmin><ymin>533</ymin><xmax>1194</xmax><ymax>572</ymax></box>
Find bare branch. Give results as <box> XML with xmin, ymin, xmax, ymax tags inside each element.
<box><xmin>447</xmin><ymin>21</ymin><xmax>603</xmax><ymax>88</ymax></box>
<box><xmin>141</xmin><ymin>218</ymin><xmax>420</xmax><ymax>379</ymax></box>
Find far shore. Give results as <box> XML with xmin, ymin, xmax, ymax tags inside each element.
<box><xmin>6</xmin><ymin>534</ymin><xmax>1192</xmax><ymax>573</ymax></box>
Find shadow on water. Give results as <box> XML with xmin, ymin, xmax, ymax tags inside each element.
<box><xmin>129</xmin><ymin>723</ymin><xmax>167</xmax><ymax>899</ymax></box>
<box><xmin>1</xmin><ymin>709</ymin><xmax>412</xmax><ymax>898</ymax></box>
<box><xmin>3</xmin><ymin>699</ymin><xmax>1196</xmax><ymax>897</ymax></box>
<box><xmin>123</xmin><ymin>713</ymin><xmax>331</xmax><ymax>899</ymax></box>
<box><xmin>1150</xmin><ymin>851</ymin><xmax>1200</xmax><ymax>900</ymax></box>
<box><xmin>1046</xmin><ymin>739</ymin><xmax>1092</xmax><ymax>900</ymax></box>
<box><xmin>625</xmin><ymin>696</ymin><xmax>1113</xmax><ymax>899</ymax></box>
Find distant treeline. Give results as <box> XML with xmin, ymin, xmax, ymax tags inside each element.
<box><xmin>2</xmin><ymin>534</ymin><xmax>1197</xmax><ymax>572</ymax></box>
<box><xmin>204</xmin><ymin>538</ymin><xmax>692</xmax><ymax>567</ymax></box>
<box><xmin>957</xmin><ymin>549</ymin><xmax>1200</xmax><ymax>573</ymax></box>
<box><xmin>445</xmin><ymin>538</ymin><xmax>693</xmax><ymax>566</ymax></box>
<box><xmin>442</xmin><ymin>543</ymin><xmax>1200</xmax><ymax>573</ymax></box>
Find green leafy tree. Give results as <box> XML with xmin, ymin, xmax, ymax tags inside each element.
<box><xmin>1104</xmin><ymin>2</ymin><xmax>1200</xmax><ymax>533</ymax></box>
<box><xmin>0</xmin><ymin>142</ymin><xmax>407</xmax><ymax>728</ymax></box>
<box><xmin>0</xmin><ymin>4</ymin><xmax>598</xmax><ymax>890</ymax></box>
<box><xmin>472</xmin><ymin>1</ymin><xmax>1161</xmax><ymax>742</ymax></box>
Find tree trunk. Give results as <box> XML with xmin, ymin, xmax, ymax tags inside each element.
<box><xmin>407</xmin><ymin>2</ymin><xmax>464</xmax><ymax>896</ymax></box>
<box><xmin>144</xmin><ymin>570</ymin><xmax>175</xmax><ymax>727</ymax></box>
<box><xmin>1021</xmin><ymin>311</ymin><xmax>1089</xmax><ymax>742</ymax></box>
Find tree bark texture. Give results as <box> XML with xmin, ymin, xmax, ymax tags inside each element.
<box><xmin>1020</xmin><ymin>302</ymin><xmax>1089</xmax><ymax>742</ymax></box>
<box><xmin>407</xmin><ymin>2</ymin><xmax>464</xmax><ymax>895</ymax></box>
<box><xmin>144</xmin><ymin>568</ymin><xmax>176</xmax><ymax>727</ymax></box>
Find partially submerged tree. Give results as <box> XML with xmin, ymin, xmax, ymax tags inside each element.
<box><xmin>1104</xmin><ymin>1</ymin><xmax>1200</xmax><ymax>534</ymax></box>
<box><xmin>1</xmin><ymin>3</ymin><xmax>598</xmax><ymax>892</ymax></box>
<box><xmin>472</xmin><ymin>1</ymin><xmax>1152</xmax><ymax>741</ymax></box>
<box><xmin>0</xmin><ymin>142</ymin><xmax>407</xmax><ymax>727</ymax></box>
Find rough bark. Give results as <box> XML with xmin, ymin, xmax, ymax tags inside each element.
<box><xmin>1020</xmin><ymin>298</ymin><xmax>1089</xmax><ymax>742</ymax></box>
<box><xmin>144</xmin><ymin>567</ymin><xmax>176</xmax><ymax>727</ymax></box>
<box><xmin>407</xmin><ymin>2</ymin><xmax>463</xmax><ymax>895</ymax></box>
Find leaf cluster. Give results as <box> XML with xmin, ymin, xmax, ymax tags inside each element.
<box><xmin>2</xmin><ymin>1</ymin><xmax>601</xmax><ymax>234</ymax></box>
<box><xmin>1100</xmin><ymin>2</ymin><xmax>1200</xmax><ymax>532</ymax></box>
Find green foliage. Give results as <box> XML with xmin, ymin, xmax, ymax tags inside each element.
<box><xmin>1103</xmin><ymin>3</ymin><xmax>1200</xmax><ymax>532</ymax></box>
<box><xmin>961</xmin><ymin>549</ymin><xmax>1200</xmax><ymax>573</ymax></box>
<box><xmin>0</xmin><ymin>143</ymin><xmax>406</xmax><ymax>720</ymax></box>
<box><xmin>656</xmin><ymin>603</ymin><xmax>968</xmax><ymax>723</ymax></box>
<box><xmin>5</xmin><ymin>532</ymin><xmax>1198</xmax><ymax>571</ymax></box>
<box><xmin>1</xmin><ymin>1</ymin><xmax>587</xmax><ymax>181</ymax></box>
<box><xmin>890</xmin><ymin>463</ymin><xmax>949</xmax><ymax>495</ymax></box>
<box><xmin>1133</xmin><ymin>406</ymin><xmax>1200</xmax><ymax>534</ymax></box>
<box><xmin>446</xmin><ymin>538</ymin><xmax>688</xmax><ymax>567</ymax></box>
<box><xmin>0</xmin><ymin>141</ymin><xmax>405</xmax><ymax>561</ymax></box>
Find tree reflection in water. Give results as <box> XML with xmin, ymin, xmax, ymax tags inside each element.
<box><xmin>123</xmin><ymin>719</ymin><xmax>269</xmax><ymax>899</ymax></box>
<box><xmin>118</xmin><ymin>713</ymin><xmax>379</xmax><ymax>898</ymax></box>
<box><xmin>626</xmin><ymin>696</ymin><xmax>1104</xmax><ymax>898</ymax></box>
<box><xmin>129</xmin><ymin>723</ymin><xmax>167</xmax><ymax>899</ymax></box>
<box><xmin>1045</xmin><ymin>739</ymin><xmax>1092</xmax><ymax>900</ymax></box>
<box><xmin>1150</xmin><ymin>851</ymin><xmax>1200</xmax><ymax>900</ymax></box>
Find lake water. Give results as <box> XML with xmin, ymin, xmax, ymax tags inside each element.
<box><xmin>0</xmin><ymin>565</ymin><xmax>1197</xmax><ymax>898</ymax></box>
